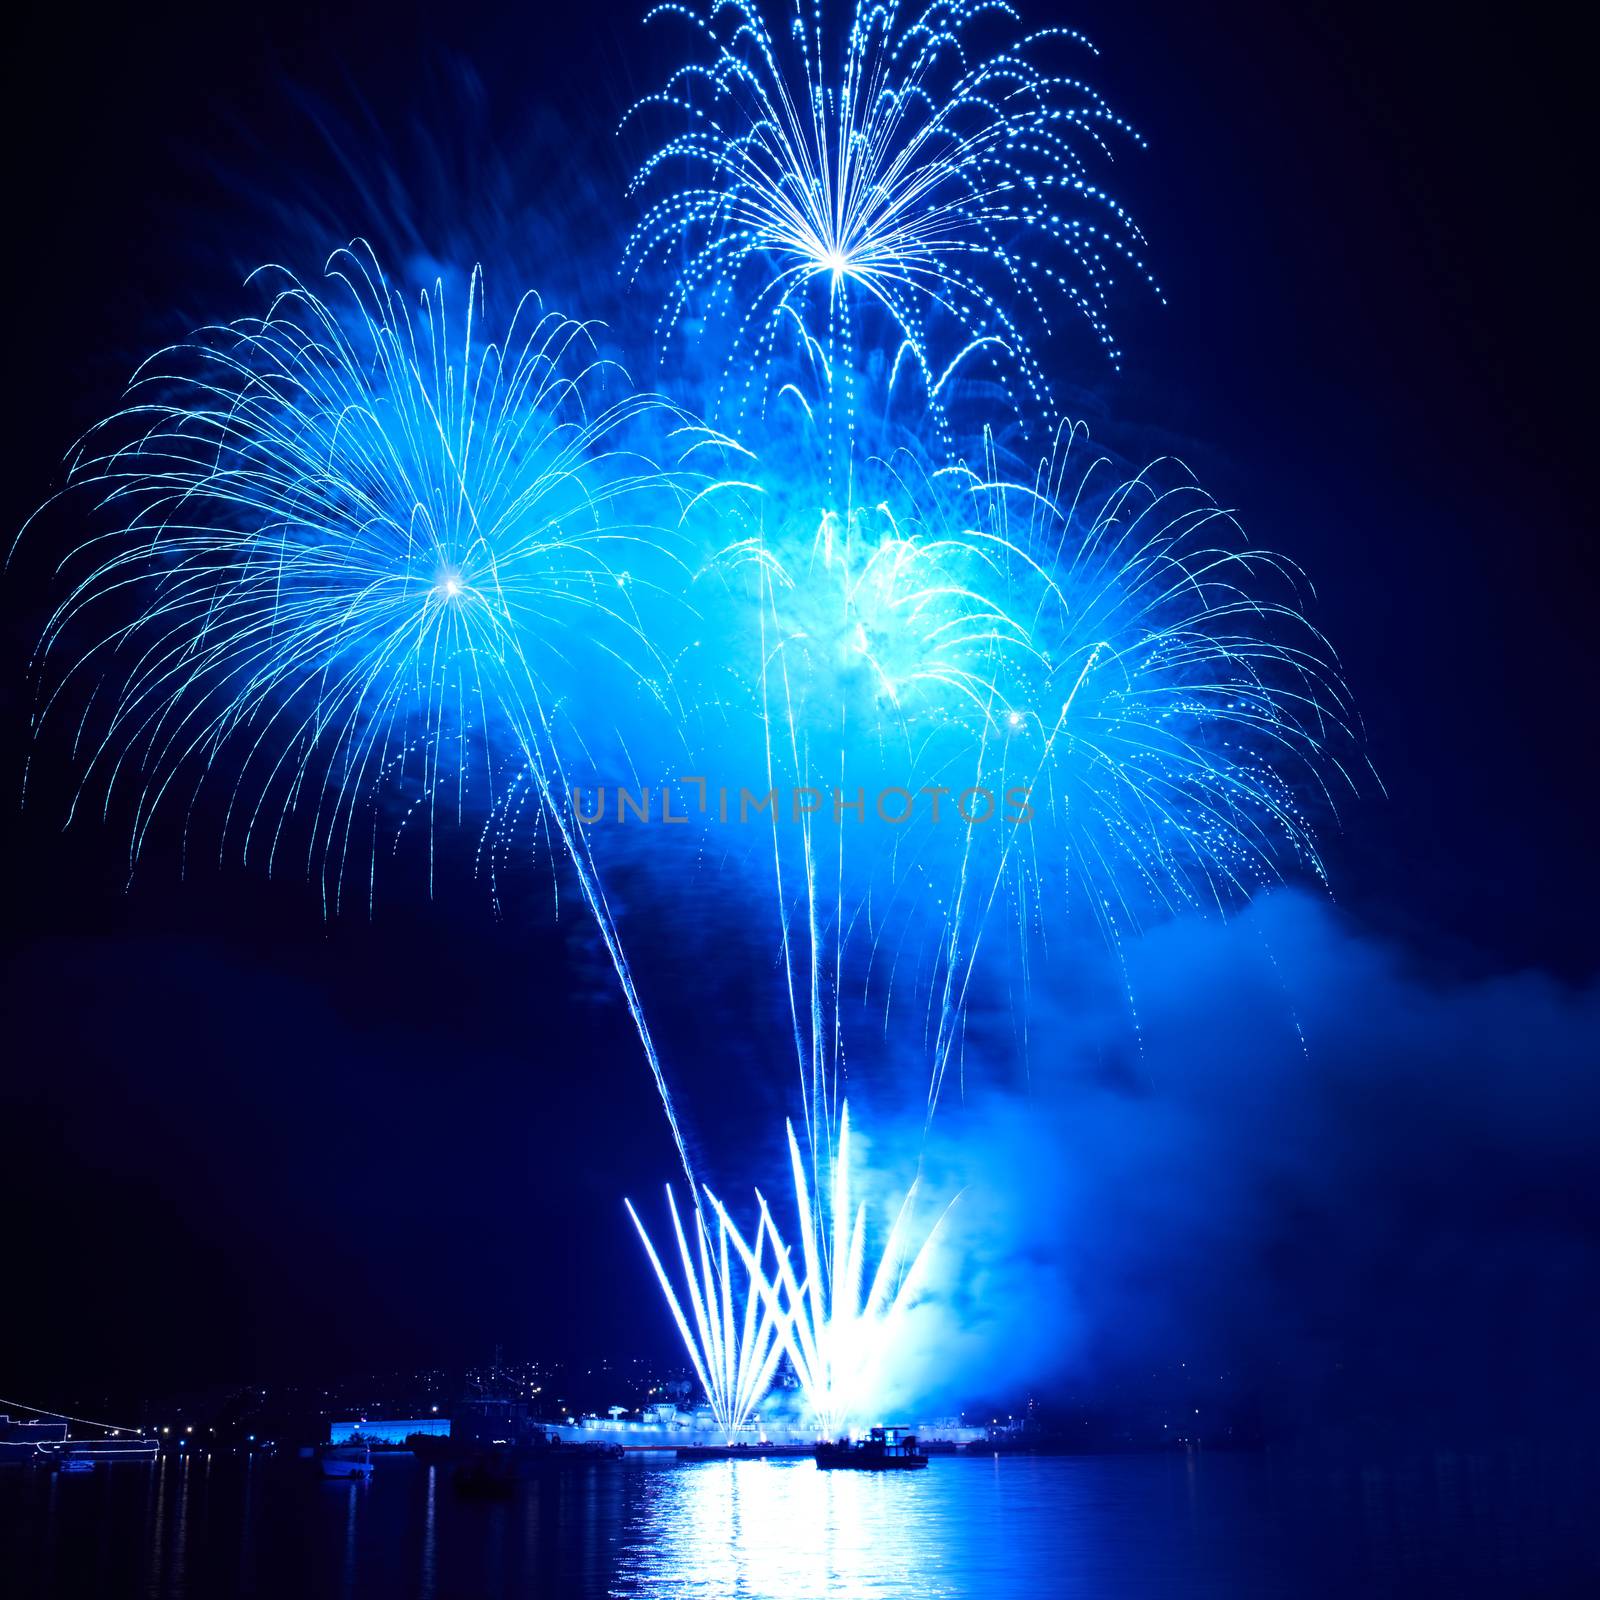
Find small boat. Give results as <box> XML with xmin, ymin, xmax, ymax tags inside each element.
<box><xmin>318</xmin><ymin>1442</ymin><xmax>373</xmax><ymax>1479</ymax></box>
<box><xmin>57</xmin><ymin>1455</ymin><xmax>98</xmax><ymax>1474</ymax></box>
<box><xmin>814</xmin><ymin>1426</ymin><xmax>929</xmax><ymax>1471</ymax></box>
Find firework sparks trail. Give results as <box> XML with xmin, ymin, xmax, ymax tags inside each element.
<box><xmin>708</xmin><ymin>1103</ymin><xmax>954</xmax><ymax>1435</ymax></box>
<box><xmin>624</xmin><ymin>1189</ymin><xmax>793</xmax><ymax>1438</ymax></box>
<box><xmin>693</xmin><ymin>416</ymin><xmax>1359</xmax><ymax>1179</ymax></box>
<box><xmin>628</xmin><ymin>1104</ymin><xmax>952</xmax><ymax>1435</ymax></box>
<box><xmin>708</xmin><ymin>431</ymin><xmax>1041</xmax><ymax>1171</ymax></box>
<box><xmin>625</xmin><ymin>0</ymin><xmax>1159</xmax><ymax>433</ymax></box>
<box><xmin>19</xmin><ymin>240</ymin><xmax>736</xmax><ymax>1181</ymax></box>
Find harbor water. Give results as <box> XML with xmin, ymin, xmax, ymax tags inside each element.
<box><xmin>4</xmin><ymin>1446</ymin><xmax>1596</xmax><ymax>1598</ymax></box>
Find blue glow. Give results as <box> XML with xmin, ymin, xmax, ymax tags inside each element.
<box><xmin>669</xmin><ymin>416</ymin><xmax>1359</xmax><ymax>1158</ymax></box>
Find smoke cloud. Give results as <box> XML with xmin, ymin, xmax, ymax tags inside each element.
<box><xmin>876</xmin><ymin>890</ymin><xmax>1599</xmax><ymax>1440</ymax></box>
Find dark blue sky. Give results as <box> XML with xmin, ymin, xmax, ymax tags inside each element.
<box><xmin>2</xmin><ymin>0</ymin><xmax>1594</xmax><ymax>1426</ymax></box>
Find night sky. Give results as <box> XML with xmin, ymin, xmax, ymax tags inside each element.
<box><xmin>3</xmin><ymin>0</ymin><xmax>1594</xmax><ymax>1436</ymax></box>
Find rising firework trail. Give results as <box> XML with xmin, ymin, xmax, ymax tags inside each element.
<box><xmin>706</xmin><ymin>429</ymin><xmax>1042</xmax><ymax>1160</ymax></box>
<box><xmin>624</xmin><ymin>0</ymin><xmax>1158</xmax><ymax>431</ymax></box>
<box><xmin>20</xmin><ymin>240</ymin><xmax>723</xmax><ymax>1179</ymax></box>
<box><xmin>625</xmin><ymin>1189</ymin><xmax>792</xmax><ymax>1438</ymax></box>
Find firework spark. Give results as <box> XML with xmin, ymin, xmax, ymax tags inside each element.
<box><xmin>625</xmin><ymin>0</ymin><xmax>1158</xmax><ymax>429</ymax></box>
<box><xmin>700</xmin><ymin>430</ymin><xmax>1043</xmax><ymax>1152</ymax></box>
<box><xmin>630</xmin><ymin>1104</ymin><xmax>951</xmax><ymax>1436</ymax></box>
<box><xmin>686</xmin><ymin>420</ymin><xmax>1360</xmax><ymax>1131</ymax></box>
<box><xmin>22</xmin><ymin>240</ymin><xmax>725</xmax><ymax>1177</ymax></box>
<box><xmin>711</xmin><ymin>1103</ymin><xmax>952</xmax><ymax>1435</ymax></box>
<box><xmin>625</xmin><ymin>1189</ymin><xmax>792</xmax><ymax>1438</ymax></box>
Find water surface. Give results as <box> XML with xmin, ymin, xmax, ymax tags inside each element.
<box><xmin>4</xmin><ymin>1448</ymin><xmax>1595</xmax><ymax>1597</ymax></box>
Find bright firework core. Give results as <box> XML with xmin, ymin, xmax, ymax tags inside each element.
<box><xmin>629</xmin><ymin>1105</ymin><xmax>953</xmax><ymax>1438</ymax></box>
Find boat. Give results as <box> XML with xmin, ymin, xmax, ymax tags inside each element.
<box><xmin>814</xmin><ymin>1426</ymin><xmax>929</xmax><ymax>1471</ymax></box>
<box><xmin>318</xmin><ymin>1441</ymin><xmax>374</xmax><ymax>1479</ymax></box>
<box><xmin>0</xmin><ymin>1415</ymin><xmax>67</xmax><ymax>1465</ymax></box>
<box><xmin>46</xmin><ymin>1437</ymin><xmax>160</xmax><ymax>1467</ymax></box>
<box><xmin>675</xmin><ymin>1442</ymin><xmax>812</xmax><ymax>1461</ymax></box>
<box><xmin>4</xmin><ymin>1412</ymin><xmax>158</xmax><ymax>1468</ymax></box>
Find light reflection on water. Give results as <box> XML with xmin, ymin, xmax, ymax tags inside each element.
<box><xmin>616</xmin><ymin>1457</ymin><xmax>1035</xmax><ymax>1597</ymax></box>
<box><xmin>3</xmin><ymin>1447</ymin><xmax>1596</xmax><ymax>1598</ymax></box>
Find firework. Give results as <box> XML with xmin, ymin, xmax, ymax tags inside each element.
<box><xmin>711</xmin><ymin>1103</ymin><xmax>952</xmax><ymax>1435</ymax></box>
<box><xmin>630</xmin><ymin>1104</ymin><xmax>951</xmax><ymax>1436</ymax></box>
<box><xmin>624</xmin><ymin>0</ymin><xmax>1158</xmax><ymax>430</ymax></box>
<box><xmin>636</xmin><ymin>424</ymin><xmax>1356</xmax><ymax>1423</ymax></box>
<box><xmin>625</xmin><ymin>1190</ymin><xmax>792</xmax><ymax>1439</ymax></box>
<box><xmin>22</xmin><ymin>240</ymin><xmax>726</xmax><ymax>1177</ymax></box>
<box><xmin>908</xmin><ymin>428</ymin><xmax>1364</xmax><ymax>1106</ymax></box>
<box><xmin>11</xmin><ymin>0</ymin><xmax>1372</xmax><ymax>1447</ymax></box>
<box><xmin>692</xmin><ymin>426</ymin><xmax>1042</xmax><ymax>1153</ymax></box>
<box><xmin>678</xmin><ymin>419</ymin><xmax>1360</xmax><ymax>1130</ymax></box>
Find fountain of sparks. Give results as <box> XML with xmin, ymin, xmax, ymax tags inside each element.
<box><xmin>714</xmin><ymin>1104</ymin><xmax>954</xmax><ymax>1436</ymax></box>
<box><xmin>630</xmin><ymin>1105</ymin><xmax>954</xmax><ymax>1436</ymax></box>
<box><xmin>625</xmin><ymin>1189</ymin><xmax>792</xmax><ymax>1439</ymax></box>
